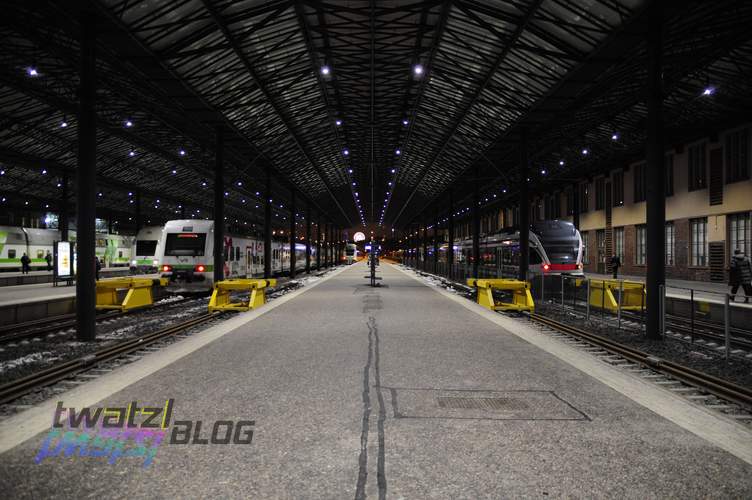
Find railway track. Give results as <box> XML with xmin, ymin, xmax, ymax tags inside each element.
<box><xmin>0</xmin><ymin>297</ymin><xmax>195</xmax><ymax>345</ymax></box>
<box><xmin>0</xmin><ymin>312</ymin><xmax>218</xmax><ymax>405</ymax></box>
<box><xmin>528</xmin><ymin>313</ymin><xmax>752</xmax><ymax>410</ymax></box>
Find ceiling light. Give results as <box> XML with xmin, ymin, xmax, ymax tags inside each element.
<box><xmin>581</xmin><ymin>148</ymin><xmax>589</xmax><ymax>155</ymax></box>
<box><xmin>321</xmin><ymin>66</ymin><xmax>330</xmax><ymax>76</ymax></box>
<box><xmin>611</xmin><ymin>133</ymin><xmax>619</xmax><ymax>140</ymax></box>
<box><xmin>335</xmin><ymin>119</ymin><xmax>342</xmax><ymax>126</ymax></box>
<box><xmin>124</xmin><ymin>120</ymin><xmax>133</xmax><ymax>128</ymax></box>
<box><xmin>413</xmin><ymin>64</ymin><xmax>423</xmax><ymax>76</ymax></box>
<box><xmin>60</xmin><ymin>121</ymin><xmax>68</xmax><ymax>128</ymax></box>
<box><xmin>702</xmin><ymin>87</ymin><xmax>715</xmax><ymax>96</ymax></box>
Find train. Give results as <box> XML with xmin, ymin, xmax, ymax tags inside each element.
<box><xmin>0</xmin><ymin>225</ymin><xmax>133</xmax><ymax>271</ymax></box>
<box><xmin>130</xmin><ymin>226</ymin><xmax>163</xmax><ymax>274</ymax></box>
<box><xmin>345</xmin><ymin>243</ymin><xmax>358</xmax><ymax>264</ymax></box>
<box><xmin>402</xmin><ymin>220</ymin><xmax>583</xmax><ymax>278</ymax></box>
<box><xmin>155</xmin><ymin>219</ymin><xmax>326</xmax><ymax>293</ymax></box>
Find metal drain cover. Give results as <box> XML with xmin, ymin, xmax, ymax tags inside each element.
<box><xmin>384</xmin><ymin>388</ymin><xmax>589</xmax><ymax>421</ymax></box>
<box><xmin>437</xmin><ymin>396</ymin><xmax>528</xmax><ymax>411</ymax></box>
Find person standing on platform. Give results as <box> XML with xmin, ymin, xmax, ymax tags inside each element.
<box><xmin>95</xmin><ymin>256</ymin><xmax>102</xmax><ymax>281</ymax></box>
<box><xmin>729</xmin><ymin>249</ymin><xmax>752</xmax><ymax>303</ymax></box>
<box><xmin>20</xmin><ymin>253</ymin><xmax>31</xmax><ymax>274</ymax></box>
<box><xmin>45</xmin><ymin>250</ymin><xmax>53</xmax><ymax>271</ymax></box>
<box><xmin>609</xmin><ymin>254</ymin><xmax>621</xmax><ymax>279</ymax></box>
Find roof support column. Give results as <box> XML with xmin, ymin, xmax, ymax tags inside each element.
<box><xmin>519</xmin><ymin>131</ymin><xmax>530</xmax><ymax>282</ymax></box>
<box><xmin>433</xmin><ymin>212</ymin><xmax>439</xmax><ymax>274</ymax></box>
<box><xmin>60</xmin><ymin>172</ymin><xmax>69</xmax><ymax>242</ymax></box>
<box><xmin>135</xmin><ymin>190</ymin><xmax>141</xmax><ymax>233</ymax></box>
<box><xmin>422</xmin><ymin>221</ymin><xmax>429</xmax><ymax>272</ymax></box>
<box><xmin>447</xmin><ymin>190</ymin><xmax>454</xmax><ymax>280</ymax></box>
<box><xmin>289</xmin><ymin>188</ymin><xmax>296</xmax><ymax>278</ymax></box>
<box><xmin>472</xmin><ymin>165</ymin><xmax>480</xmax><ymax>279</ymax></box>
<box><xmin>316</xmin><ymin>217</ymin><xmax>321</xmax><ymax>270</ymax></box>
<box><xmin>75</xmin><ymin>11</ymin><xmax>97</xmax><ymax>342</ymax></box>
<box><xmin>213</xmin><ymin>127</ymin><xmax>225</xmax><ymax>284</ymax></box>
<box><xmin>572</xmin><ymin>182</ymin><xmax>580</xmax><ymax>230</ymax></box>
<box><xmin>646</xmin><ymin>4</ymin><xmax>665</xmax><ymax>340</ymax></box>
<box><xmin>264</xmin><ymin>167</ymin><xmax>272</xmax><ymax>279</ymax></box>
<box><xmin>305</xmin><ymin>205</ymin><xmax>311</xmax><ymax>274</ymax></box>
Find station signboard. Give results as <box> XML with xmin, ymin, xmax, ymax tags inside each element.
<box><xmin>55</xmin><ymin>241</ymin><xmax>72</xmax><ymax>279</ymax></box>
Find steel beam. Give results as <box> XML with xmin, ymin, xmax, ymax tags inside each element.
<box><xmin>264</xmin><ymin>167</ymin><xmax>272</xmax><ymax>279</ymax></box>
<box><xmin>472</xmin><ymin>164</ymin><xmax>480</xmax><ymax>278</ymax></box>
<box><xmin>306</xmin><ymin>205</ymin><xmax>311</xmax><ymax>274</ymax></box>
<box><xmin>60</xmin><ymin>172</ymin><xmax>69</xmax><ymax>241</ymax></box>
<box><xmin>518</xmin><ymin>132</ymin><xmax>530</xmax><ymax>282</ymax></box>
<box><xmin>316</xmin><ymin>216</ymin><xmax>322</xmax><ymax>270</ymax></box>
<box><xmin>213</xmin><ymin>127</ymin><xmax>225</xmax><ymax>284</ymax></box>
<box><xmin>75</xmin><ymin>11</ymin><xmax>97</xmax><ymax>342</ymax></box>
<box><xmin>447</xmin><ymin>190</ymin><xmax>454</xmax><ymax>279</ymax></box>
<box><xmin>289</xmin><ymin>188</ymin><xmax>296</xmax><ymax>279</ymax></box>
<box><xmin>645</xmin><ymin>4</ymin><xmax>665</xmax><ymax>340</ymax></box>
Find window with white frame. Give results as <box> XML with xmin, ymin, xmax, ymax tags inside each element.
<box><xmin>690</xmin><ymin>218</ymin><xmax>708</xmax><ymax>266</ymax></box>
<box><xmin>665</xmin><ymin>222</ymin><xmax>675</xmax><ymax>266</ymax></box>
<box><xmin>635</xmin><ymin>225</ymin><xmax>647</xmax><ymax>265</ymax></box>
<box><xmin>728</xmin><ymin>212</ymin><xmax>751</xmax><ymax>258</ymax></box>
<box><xmin>614</xmin><ymin>227</ymin><xmax>624</xmax><ymax>261</ymax></box>
<box><xmin>581</xmin><ymin>231</ymin><xmax>589</xmax><ymax>264</ymax></box>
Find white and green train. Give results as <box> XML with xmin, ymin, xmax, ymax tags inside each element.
<box><xmin>0</xmin><ymin>225</ymin><xmax>134</xmax><ymax>271</ymax></box>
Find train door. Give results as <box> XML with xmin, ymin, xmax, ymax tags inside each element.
<box><xmin>246</xmin><ymin>247</ymin><xmax>252</xmax><ymax>278</ymax></box>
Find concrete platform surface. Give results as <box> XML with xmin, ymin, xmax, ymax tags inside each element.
<box><xmin>1</xmin><ymin>262</ymin><xmax>751</xmax><ymax>498</ymax></box>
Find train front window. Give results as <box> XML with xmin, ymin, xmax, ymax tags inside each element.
<box><xmin>532</xmin><ymin>221</ymin><xmax>579</xmax><ymax>264</ymax></box>
<box><xmin>136</xmin><ymin>240</ymin><xmax>158</xmax><ymax>256</ymax></box>
<box><xmin>164</xmin><ymin>233</ymin><xmax>206</xmax><ymax>256</ymax></box>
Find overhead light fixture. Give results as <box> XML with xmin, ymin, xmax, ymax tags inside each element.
<box><xmin>321</xmin><ymin>66</ymin><xmax>330</xmax><ymax>76</ymax></box>
<box><xmin>611</xmin><ymin>133</ymin><xmax>619</xmax><ymax>140</ymax></box>
<box><xmin>179</xmin><ymin>149</ymin><xmax>186</xmax><ymax>156</ymax></box>
<box><xmin>124</xmin><ymin>120</ymin><xmax>133</xmax><ymax>128</ymax></box>
<box><xmin>581</xmin><ymin>148</ymin><xmax>589</xmax><ymax>155</ymax></box>
<box><xmin>343</xmin><ymin>149</ymin><xmax>349</xmax><ymax>156</ymax></box>
<box><xmin>395</xmin><ymin>149</ymin><xmax>401</xmax><ymax>156</ymax></box>
<box><xmin>402</xmin><ymin>119</ymin><xmax>409</xmax><ymax>126</ymax></box>
<box><xmin>335</xmin><ymin>119</ymin><xmax>342</xmax><ymax>126</ymax></box>
<box><xmin>27</xmin><ymin>67</ymin><xmax>39</xmax><ymax>77</ymax></box>
<box><xmin>60</xmin><ymin>121</ymin><xmax>68</xmax><ymax>128</ymax></box>
<box><xmin>702</xmin><ymin>87</ymin><xmax>715</xmax><ymax>96</ymax></box>
<box><xmin>413</xmin><ymin>64</ymin><xmax>424</xmax><ymax>76</ymax></box>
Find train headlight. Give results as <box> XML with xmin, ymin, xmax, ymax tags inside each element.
<box><xmin>131</xmin><ymin>260</ymin><xmax>137</xmax><ymax>266</ymax></box>
<box><xmin>153</xmin><ymin>259</ymin><xmax>159</xmax><ymax>266</ymax></box>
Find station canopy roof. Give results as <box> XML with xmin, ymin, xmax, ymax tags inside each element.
<box><xmin>1</xmin><ymin>0</ymin><xmax>751</xmax><ymax>231</ymax></box>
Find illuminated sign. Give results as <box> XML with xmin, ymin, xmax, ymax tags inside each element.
<box><xmin>353</xmin><ymin>232</ymin><xmax>366</xmax><ymax>242</ymax></box>
<box><xmin>178</xmin><ymin>233</ymin><xmax>199</xmax><ymax>238</ymax></box>
<box><xmin>56</xmin><ymin>241</ymin><xmax>72</xmax><ymax>279</ymax></box>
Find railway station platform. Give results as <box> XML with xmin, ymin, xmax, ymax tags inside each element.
<box><xmin>0</xmin><ymin>261</ymin><xmax>751</xmax><ymax>497</ymax></box>
<box><xmin>0</xmin><ymin>267</ymin><xmax>135</xmax><ymax>287</ymax></box>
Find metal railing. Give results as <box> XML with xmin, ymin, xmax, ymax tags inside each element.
<box><xmin>400</xmin><ymin>257</ymin><xmax>750</xmax><ymax>360</ymax></box>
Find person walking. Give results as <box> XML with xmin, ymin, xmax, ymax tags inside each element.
<box><xmin>20</xmin><ymin>253</ymin><xmax>31</xmax><ymax>274</ymax></box>
<box><xmin>45</xmin><ymin>250</ymin><xmax>53</xmax><ymax>271</ymax></box>
<box><xmin>729</xmin><ymin>248</ymin><xmax>752</xmax><ymax>303</ymax></box>
<box><xmin>609</xmin><ymin>254</ymin><xmax>621</xmax><ymax>279</ymax></box>
<box><xmin>95</xmin><ymin>256</ymin><xmax>102</xmax><ymax>281</ymax></box>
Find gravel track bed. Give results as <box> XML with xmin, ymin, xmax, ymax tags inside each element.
<box><xmin>534</xmin><ymin>303</ymin><xmax>752</xmax><ymax>390</ymax></box>
<box><xmin>0</xmin><ymin>270</ymin><xmax>331</xmax><ymax>390</ymax></box>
